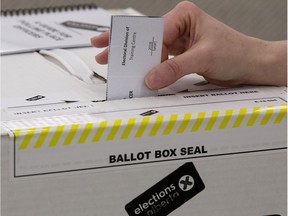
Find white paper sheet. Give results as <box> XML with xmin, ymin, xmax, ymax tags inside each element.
<box><xmin>106</xmin><ymin>16</ymin><xmax>163</xmax><ymax>100</ymax></box>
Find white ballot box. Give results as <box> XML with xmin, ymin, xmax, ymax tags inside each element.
<box><xmin>1</xmin><ymin>48</ymin><xmax>287</xmax><ymax>216</ymax></box>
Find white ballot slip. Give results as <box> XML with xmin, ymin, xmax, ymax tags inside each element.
<box><xmin>107</xmin><ymin>16</ymin><xmax>164</xmax><ymax>100</ymax></box>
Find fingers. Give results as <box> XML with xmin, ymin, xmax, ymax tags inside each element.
<box><xmin>90</xmin><ymin>31</ymin><xmax>109</xmax><ymax>48</ymax></box>
<box><xmin>162</xmin><ymin>1</ymin><xmax>200</xmax><ymax>47</ymax></box>
<box><xmin>144</xmin><ymin>3</ymin><xmax>199</xmax><ymax>89</ymax></box>
<box><xmin>145</xmin><ymin>2</ymin><xmax>207</xmax><ymax>89</ymax></box>
<box><xmin>91</xmin><ymin>31</ymin><xmax>110</xmax><ymax>64</ymax></box>
<box><xmin>95</xmin><ymin>47</ymin><xmax>109</xmax><ymax>64</ymax></box>
<box><xmin>145</xmin><ymin>50</ymin><xmax>204</xmax><ymax>89</ymax></box>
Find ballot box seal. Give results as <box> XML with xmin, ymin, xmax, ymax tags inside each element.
<box><xmin>125</xmin><ymin>162</ymin><xmax>205</xmax><ymax>216</ymax></box>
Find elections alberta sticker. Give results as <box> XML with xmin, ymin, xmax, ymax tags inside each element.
<box><xmin>125</xmin><ymin>162</ymin><xmax>205</xmax><ymax>216</ymax></box>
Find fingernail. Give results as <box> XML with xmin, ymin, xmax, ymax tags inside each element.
<box><xmin>145</xmin><ymin>70</ymin><xmax>160</xmax><ymax>90</ymax></box>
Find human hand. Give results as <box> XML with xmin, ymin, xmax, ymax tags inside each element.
<box><xmin>91</xmin><ymin>1</ymin><xmax>287</xmax><ymax>88</ymax></box>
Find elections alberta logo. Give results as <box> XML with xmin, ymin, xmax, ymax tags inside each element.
<box><xmin>125</xmin><ymin>162</ymin><xmax>205</xmax><ymax>216</ymax></box>
<box><xmin>179</xmin><ymin>175</ymin><xmax>194</xmax><ymax>192</ymax></box>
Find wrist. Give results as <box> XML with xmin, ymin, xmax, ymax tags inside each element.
<box><xmin>244</xmin><ymin>38</ymin><xmax>287</xmax><ymax>86</ymax></box>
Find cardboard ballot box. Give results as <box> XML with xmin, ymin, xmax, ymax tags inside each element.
<box><xmin>1</xmin><ymin>50</ymin><xmax>287</xmax><ymax>216</ymax></box>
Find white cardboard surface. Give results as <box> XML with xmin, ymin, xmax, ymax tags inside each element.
<box><xmin>1</xmin><ymin>46</ymin><xmax>287</xmax><ymax>216</ymax></box>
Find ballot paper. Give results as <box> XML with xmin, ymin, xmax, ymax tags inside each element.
<box><xmin>107</xmin><ymin>16</ymin><xmax>163</xmax><ymax>100</ymax></box>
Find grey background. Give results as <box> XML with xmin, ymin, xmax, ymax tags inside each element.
<box><xmin>1</xmin><ymin>0</ymin><xmax>287</xmax><ymax>41</ymax></box>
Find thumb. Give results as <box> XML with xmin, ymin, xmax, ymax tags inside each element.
<box><xmin>145</xmin><ymin>51</ymin><xmax>201</xmax><ymax>89</ymax></box>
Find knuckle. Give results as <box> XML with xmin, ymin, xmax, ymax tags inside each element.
<box><xmin>166</xmin><ymin>58</ymin><xmax>182</xmax><ymax>78</ymax></box>
<box><xmin>174</xmin><ymin>1</ymin><xmax>202</xmax><ymax>24</ymax></box>
<box><xmin>176</xmin><ymin>1</ymin><xmax>199</xmax><ymax>14</ymax></box>
<box><xmin>177</xmin><ymin>1</ymin><xmax>196</xmax><ymax>9</ymax></box>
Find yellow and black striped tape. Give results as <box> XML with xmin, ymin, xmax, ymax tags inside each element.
<box><xmin>13</xmin><ymin>104</ymin><xmax>287</xmax><ymax>150</ymax></box>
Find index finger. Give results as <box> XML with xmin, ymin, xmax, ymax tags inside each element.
<box><xmin>162</xmin><ymin>2</ymin><xmax>199</xmax><ymax>47</ymax></box>
<box><xmin>90</xmin><ymin>31</ymin><xmax>110</xmax><ymax>48</ymax></box>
